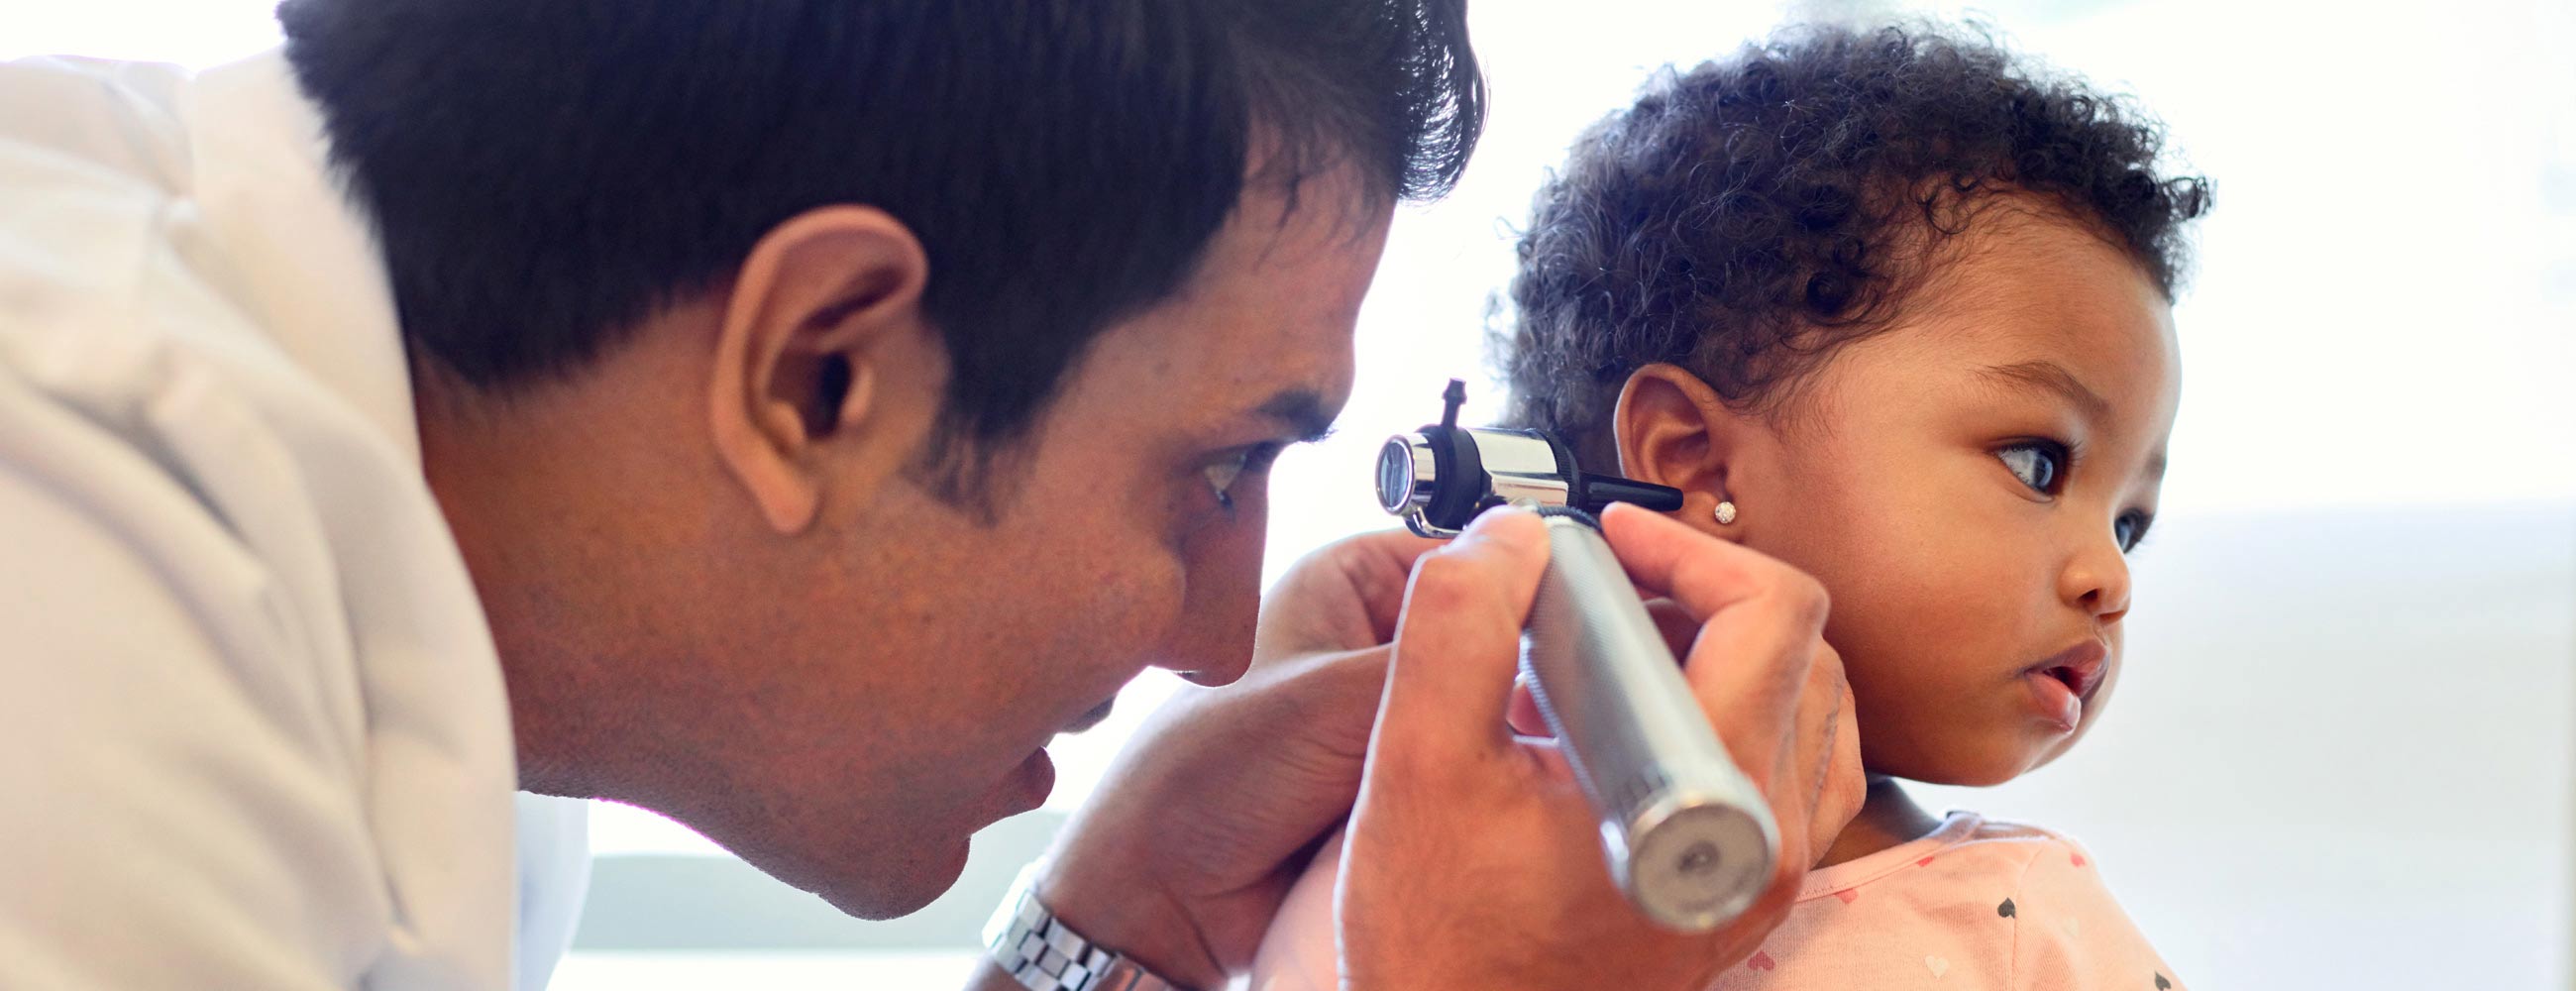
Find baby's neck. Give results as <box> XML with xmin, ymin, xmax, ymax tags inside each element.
<box><xmin>1814</xmin><ymin>777</ymin><xmax>1945</xmax><ymax>868</ymax></box>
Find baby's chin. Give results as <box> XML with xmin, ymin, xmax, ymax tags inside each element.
<box><xmin>1864</xmin><ymin>731</ymin><xmax>2074</xmax><ymax>788</ymax></box>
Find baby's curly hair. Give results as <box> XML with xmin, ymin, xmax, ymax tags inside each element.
<box><xmin>1498</xmin><ymin>22</ymin><xmax>2211</xmax><ymax>466</ymax></box>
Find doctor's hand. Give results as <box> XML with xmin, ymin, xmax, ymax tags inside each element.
<box><xmin>1012</xmin><ymin>503</ymin><xmax>1861</xmax><ymax>991</ymax></box>
<box><xmin>1337</xmin><ymin>503</ymin><xmax>1863</xmax><ymax>991</ymax></box>
<box><xmin>1013</xmin><ymin>523</ymin><xmax>1446</xmax><ymax>989</ymax></box>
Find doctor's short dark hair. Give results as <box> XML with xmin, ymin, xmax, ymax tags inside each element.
<box><xmin>277</xmin><ymin>0</ymin><xmax>1481</xmax><ymax>487</ymax></box>
<box><xmin>1496</xmin><ymin>22</ymin><xmax>2209</xmax><ymax>468</ymax></box>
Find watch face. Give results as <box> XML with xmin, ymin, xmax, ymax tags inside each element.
<box><xmin>986</xmin><ymin>873</ymin><xmax>1193</xmax><ymax>991</ymax></box>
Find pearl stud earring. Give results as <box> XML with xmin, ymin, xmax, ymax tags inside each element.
<box><xmin>1713</xmin><ymin>500</ymin><xmax>1738</xmax><ymax>525</ymax></box>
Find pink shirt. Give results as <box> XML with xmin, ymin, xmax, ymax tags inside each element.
<box><xmin>1250</xmin><ymin>812</ymin><xmax>2186</xmax><ymax>991</ymax></box>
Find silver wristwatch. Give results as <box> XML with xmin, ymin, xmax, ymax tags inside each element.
<box><xmin>983</xmin><ymin>863</ymin><xmax>1199</xmax><ymax>991</ymax></box>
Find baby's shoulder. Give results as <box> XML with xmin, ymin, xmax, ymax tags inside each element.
<box><xmin>1934</xmin><ymin>814</ymin><xmax>2103</xmax><ymax>876</ymax></box>
<box><xmin>1803</xmin><ymin>812</ymin><xmax>2096</xmax><ymax>901</ymax></box>
<box><xmin>1709</xmin><ymin>814</ymin><xmax>2182</xmax><ymax>990</ymax></box>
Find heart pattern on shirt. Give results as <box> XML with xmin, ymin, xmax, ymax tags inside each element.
<box><xmin>1691</xmin><ymin>842</ymin><xmax>2122</xmax><ymax>987</ymax></box>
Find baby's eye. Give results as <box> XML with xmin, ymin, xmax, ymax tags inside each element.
<box><xmin>2114</xmin><ymin>511</ymin><xmax>2154</xmax><ymax>555</ymax></box>
<box><xmin>1996</xmin><ymin>441</ymin><xmax>2067</xmax><ymax>495</ymax></box>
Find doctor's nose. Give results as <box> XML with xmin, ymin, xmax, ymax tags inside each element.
<box><xmin>1157</xmin><ymin>539</ymin><xmax>1263</xmax><ymax>688</ymax></box>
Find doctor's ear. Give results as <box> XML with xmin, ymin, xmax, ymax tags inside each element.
<box><xmin>1612</xmin><ymin>364</ymin><xmax>1754</xmax><ymax>537</ymax></box>
<box><xmin>707</xmin><ymin>205</ymin><xmax>949</xmax><ymax>535</ymax></box>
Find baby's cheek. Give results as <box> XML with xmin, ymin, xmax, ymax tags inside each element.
<box><xmin>1820</xmin><ymin>587</ymin><xmax>1984</xmax><ymax>769</ymax></box>
<box><xmin>1787</xmin><ymin>496</ymin><xmax>2048</xmax><ymax>783</ymax></box>
<box><xmin>1837</xmin><ymin>637</ymin><xmax>1973</xmax><ymax>780</ymax></box>
<box><xmin>1837</xmin><ymin>632</ymin><xmax>2063</xmax><ymax>787</ymax></box>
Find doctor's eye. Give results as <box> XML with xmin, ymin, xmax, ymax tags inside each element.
<box><xmin>1204</xmin><ymin>442</ymin><xmax>1288</xmax><ymax>515</ymax></box>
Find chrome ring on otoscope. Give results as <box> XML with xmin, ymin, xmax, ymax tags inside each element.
<box><xmin>1374</xmin><ymin>378</ymin><xmax>1683</xmax><ymax>534</ymax></box>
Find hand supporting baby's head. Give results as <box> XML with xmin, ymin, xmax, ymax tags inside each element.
<box><xmin>1497</xmin><ymin>21</ymin><xmax>2211</xmax><ymax>787</ymax></box>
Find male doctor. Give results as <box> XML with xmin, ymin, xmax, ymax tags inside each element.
<box><xmin>0</xmin><ymin>1</ymin><xmax>1862</xmax><ymax>988</ymax></box>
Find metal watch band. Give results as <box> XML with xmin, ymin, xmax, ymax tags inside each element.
<box><xmin>983</xmin><ymin>864</ymin><xmax>1198</xmax><ymax>991</ymax></box>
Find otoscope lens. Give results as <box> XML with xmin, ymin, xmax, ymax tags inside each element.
<box><xmin>1375</xmin><ymin>438</ymin><xmax>1415</xmax><ymax>513</ymax></box>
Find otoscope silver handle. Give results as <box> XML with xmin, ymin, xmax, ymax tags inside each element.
<box><xmin>1523</xmin><ymin>509</ymin><xmax>1779</xmax><ymax>931</ymax></box>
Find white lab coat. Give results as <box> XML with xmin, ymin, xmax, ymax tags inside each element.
<box><xmin>0</xmin><ymin>52</ymin><xmax>590</xmax><ymax>990</ymax></box>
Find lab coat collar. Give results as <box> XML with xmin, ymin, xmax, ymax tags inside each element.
<box><xmin>177</xmin><ymin>50</ymin><xmax>423</xmax><ymax>467</ymax></box>
<box><xmin>173</xmin><ymin>51</ymin><xmax>595</xmax><ymax>990</ymax></box>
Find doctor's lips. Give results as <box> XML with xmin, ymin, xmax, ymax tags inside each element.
<box><xmin>1060</xmin><ymin>697</ymin><xmax>1118</xmax><ymax>736</ymax></box>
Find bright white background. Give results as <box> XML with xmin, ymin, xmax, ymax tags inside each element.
<box><xmin>9</xmin><ymin>0</ymin><xmax>2571</xmax><ymax>987</ymax></box>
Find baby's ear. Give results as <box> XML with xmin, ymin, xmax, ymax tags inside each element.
<box><xmin>1612</xmin><ymin>364</ymin><xmax>1750</xmax><ymax>533</ymax></box>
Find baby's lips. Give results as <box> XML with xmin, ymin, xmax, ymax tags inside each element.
<box><xmin>2026</xmin><ymin>638</ymin><xmax>2108</xmax><ymax>697</ymax></box>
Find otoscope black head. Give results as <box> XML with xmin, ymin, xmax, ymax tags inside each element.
<box><xmin>1376</xmin><ymin>380</ymin><xmax>1683</xmax><ymax>538</ymax></box>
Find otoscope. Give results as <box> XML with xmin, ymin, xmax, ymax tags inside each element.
<box><xmin>1374</xmin><ymin>380</ymin><xmax>1780</xmax><ymax>932</ymax></box>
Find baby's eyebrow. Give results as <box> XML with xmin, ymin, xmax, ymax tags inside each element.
<box><xmin>1976</xmin><ymin>360</ymin><xmax>2109</xmax><ymax>423</ymax></box>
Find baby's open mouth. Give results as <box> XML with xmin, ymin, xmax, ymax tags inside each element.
<box><xmin>2025</xmin><ymin>639</ymin><xmax>2107</xmax><ymax>701</ymax></box>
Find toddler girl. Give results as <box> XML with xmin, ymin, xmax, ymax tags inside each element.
<box><xmin>1254</xmin><ymin>20</ymin><xmax>2210</xmax><ymax>990</ymax></box>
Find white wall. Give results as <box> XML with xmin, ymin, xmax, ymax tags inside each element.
<box><xmin>1913</xmin><ymin>502</ymin><xmax>2575</xmax><ymax>987</ymax></box>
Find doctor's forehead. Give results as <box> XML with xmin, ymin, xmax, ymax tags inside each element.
<box><xmin>1083</xmin><ymin>175</ymin><xmax>1383</xmax><ymax>435</ymax></box>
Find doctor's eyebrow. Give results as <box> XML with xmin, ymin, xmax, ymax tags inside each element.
<box><xmin>1253</xmin><ymin>388</ymin><xmax>1342</xmax><ymax>443</ymax></box>
<box><xmin>1975</xmin><ymin>360</ymin><xmax>2110</xmax><ymax>423</ymax></box>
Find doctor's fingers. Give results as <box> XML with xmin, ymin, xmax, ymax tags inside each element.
<box><xmin>1373</xmin><ymin>507</ymin><xmax>1549</xmax><ymax>770</ymax></box>
<box><xmin>1774</xmin><ymin>638</ymin><xmax>1865</xmax><ymax>870</ymax></box>
<box><xmin>1253</xmin><ymin>528</ymin><xmax>1448</xmax><ymax>665</ymax></box>
<box><xmin>1599</xmin><ymin>504</ymin><xmax>1830</xmax><ymax>788</ymax></box>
